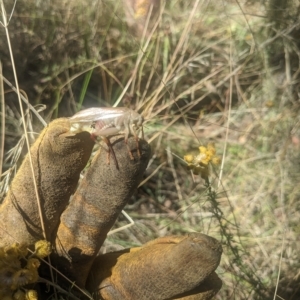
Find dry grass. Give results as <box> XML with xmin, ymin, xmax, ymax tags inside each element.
<box><xmin>1</xmin><ymin>0</ymin><xmax>300</xmax><ymax>299</ymax></box>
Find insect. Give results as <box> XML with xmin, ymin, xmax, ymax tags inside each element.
<box><xmin>69</xmin><ymin>107</ymin><xmax>144</xmax><ymax>169</ymax></box>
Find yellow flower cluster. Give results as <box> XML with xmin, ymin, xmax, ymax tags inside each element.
<box><xmin>184</xmin><ymin>143</ymin><xmax>221</xmax><ymax>178</ymax></box>
<box><xmin>0</xmin><ymin>240</ymin><xmax>51</xmax><ymax>299</ymax></box>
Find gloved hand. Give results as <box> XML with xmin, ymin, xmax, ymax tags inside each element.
<box><xmin>0</xmin><ymin>118</ymin><xmax>222</xmax><ymax>299</ymax></box>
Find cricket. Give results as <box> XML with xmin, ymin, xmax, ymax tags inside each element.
<box><xmin>69</xmin><ymin>107</ymin><xmax>144</xmax><ymax>170</ymax></box>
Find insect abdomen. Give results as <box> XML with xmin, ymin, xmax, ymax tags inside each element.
<box><xmin>94</xmin><ymin>119</ymin><xmax>121</xmax><ymax>137</ymax></box>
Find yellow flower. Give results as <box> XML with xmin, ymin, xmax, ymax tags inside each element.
<box><xmin>184</xmin><ymin>143</ymin><xmax>221</xmax><ymax>178</ymax></box>
<box><xmin>198</xmin><ymin>146</ymin><xmax>206</xmax><ymax>154</ymax></box>
<box><xmin>183</xmin><ymin>154</ymin><xmax>194</xmax><ymax>164</ymax></box>
<box><xmin>25</xmin><ymin>290</ymin><xmax>38</xmax><ymax>300</ymax></box>
<box><xmin>135</xmin><ymin>0</ymin><xmax>149</xmax><ymax>19</ymax></box>
<box><xmin>34</xmin><ymin>240</ymin><xmax>51</xmax><ymax>258</ymax></box>
<box><xmin>207</xmin><ymin>143</ymin><xmax>216</xmax><ymax>155</ymax></box>
<box><xmin>26</xmin><ymin>258</ymin><xmax>40</xmax><ymax>271</ymax></box>
<box><xmin>11</xmin><ymin>269</ymin><xmax>31</xmax><ymax>290</ymax></box>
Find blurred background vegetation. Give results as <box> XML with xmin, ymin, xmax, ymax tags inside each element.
<box><xmin>1</xmin><ymin>0</ymin><xmax>300</xmax><ymax>299</ymax></box>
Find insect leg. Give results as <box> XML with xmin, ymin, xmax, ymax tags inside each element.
<box><xmin>135</xmin><ymin>135</ymin><xmax>141</xmax><ymax>157</ymax></box>
<box><xmin>124</xmin><ymin>138</ymin><xmax>135</xmax><ymax>160</ymax></box>
<box><xmin>103</xmin><ymin>137</ymin><xmax>119</xmax><ymax>170</ymax></box>
<box><xmin>123</xmin><ymin>124</ymin><xmax>135</xmax><ymax>160</ymax></box>
<box><xmin>90</xmin><ymin>133</ymin><xmax>97</xmax><ymax>142</ymax></box>
<box><xmin>124</xmin><ymin>132</ymin><xmax>134</xmax><ymax>160</ymax></box>
<box><xmin>131</xmin><ymin>124</ymin><xmax>141</xmax><ymax>157</ymax></box>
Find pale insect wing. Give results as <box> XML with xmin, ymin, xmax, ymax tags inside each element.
<box><xmin>69</xmin><ymin>108</ymin><xmax>102</xmax><ymax>123</ymax></box>
<box><xmin>93</xmin><ymin>107</ymin><xmax>129</xmax><ymax>121</ymax></box>
<box><xmin>69</xmin><ymin>107</ymin><xmax>125</xmax><ymax>123</ymax></box>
